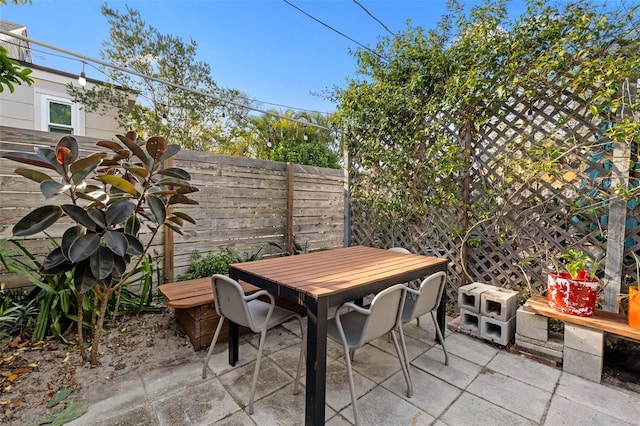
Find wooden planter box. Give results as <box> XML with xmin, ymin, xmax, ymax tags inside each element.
<box><xmin>159</xmin><ymin>277</ymin><xmax>306</xmax><ymax>350</ymax></box>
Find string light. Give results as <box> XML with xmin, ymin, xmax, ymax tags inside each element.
<box><xmin>78</xmin><ymin>61</ymin><xmax>86</xmax><ymax>86</ymax></box>
<box><xmin>303</xmin><ymin>132</ymin><xmax>308</xmax><ymax>141</ymax></box>
<box><xmin>161</xmin><ymin>112</ymin><xmax>168</xmax><ymax>126</ymax></box>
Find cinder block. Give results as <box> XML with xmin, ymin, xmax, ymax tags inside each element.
<box><xmin>516</xmin><ymin>306</ymin><xmax>549</xmax><ymax>341</ymax></box>
<box><xmin>563</xmin><ymin>346</ymin><xmax>603</xmax><ymax>382</ymax></box>
<box><xmin>564</xmin><ymin>323</ymin><xmax>604</xmax><ymax>357</ymax></box>
<box><xmin>459</xmin><ymin>308</ymin><xmax>481</xmax><ymax>336</ymax></box>
<box><xmin>515</xmin><ymin>334</ymin><xmax>564</xmax><ymax>361</ymax></box>
<box><xmin>480</xmin><ymin>315</ymin><xmax>516</xmax><ymax>346</ymax></box>
<box><xmin>458</xmin><ymin>282</ymin><xmax>493</xmax><ymax>313</ymax></box>
<box><xmin>481</xmin><ymin>287</ymin><xmax>518</xmax><ymax>321</ymax></box>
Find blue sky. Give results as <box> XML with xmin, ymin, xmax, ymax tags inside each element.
<box><xmin>0</xmin><ymin>0</ymin><xmax>533</xmax><ymax>115</ymax></box>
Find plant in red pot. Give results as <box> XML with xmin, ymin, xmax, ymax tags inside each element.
<box><xmin>548</xmin><ymin>248</ymin><xmax>604</xmax><ymax>317</ymax></box>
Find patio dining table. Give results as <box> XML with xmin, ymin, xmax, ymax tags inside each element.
<box><xmin>228</xmin><ymin>245</ymin><xmax>448</xmax><ymax>425</ymax></box>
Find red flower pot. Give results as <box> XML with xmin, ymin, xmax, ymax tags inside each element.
<box><xmin>547</xmin><ymin>272</ymin><xmax>598</xmax><ymax>317</ymax></box>
<box><xmin>629</xmin><ymin>286</ymin><xmax>640</xmax><ymax>329</ymax></box>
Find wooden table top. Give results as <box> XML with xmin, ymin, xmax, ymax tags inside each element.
<box><xmin>229</xmin><ymin>245</ymin><xmax>448</xmax><ymax>300</ymax></box>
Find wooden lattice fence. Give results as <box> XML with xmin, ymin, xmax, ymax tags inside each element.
<box><xmin>348</xmin><ymin>87</ymin><xmax>639</xmax><ymax>309</ymax></box>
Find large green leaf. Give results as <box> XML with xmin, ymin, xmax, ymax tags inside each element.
<box><xmin>173</xmin><ymin>211</ymin><xmax>196</xmax><ymax>224</ymax></box>
<box><xmin>61</xmin><ymin>205</ymin><xmax>97</xmax><ymax>232</ymax></box>
<box><xmin>111</xmin><ymin>255</ymin><xmax>127</xmax><ymax>279</ymax></box>
<box><xmin>146</xmin><ymin>194</ymin><xmax>166</xmax><ymax>224</ymax></box>
<box><xmin>157</xmin><ymin>167</ymin><xmax>190</xmax><ymax>180</ymax></box>
<box><xmin>123</xmin><ymin>164</ymin><xmax>150</xmax><ymax>180</ymax></box>
<box><xmin>55</xmin><ymin>136</ymin><xmax>79</xmax><ymax>166</ymax></box>
<box><xmin>1</xmin><ymin>152</ymin><xmax>57</xmax><ymax>171</ymax></box>
<box><xmin>106</xmin><ymin>200</ymin><xmax>135</xmax><ymax>226</ymax></box>
<box><xmin>117</xmin><ymin>134</ymin><xmax>149</xmax><ymax>167</ymax></box>
<box><xmin>125</xmin><ymin>216</ymin><xmax>140</xmax><ymax>235</ymax></box>
<box><xmin>98</xmin><ymin>175</ymin><xmax>138</xmax><ymax>196</ymax></box>
<box><xmin>168</xmin><ymin>194</ymin><xmax>199</xmax><ymax>205</ymax></box>
<box><xmin>90</xmin><ymin>247</ymin><xmax>114</xmax><ymax>280</ymax></box>
<box><xmin>73</xmin><ymin>261</ymin><xmax>97</xmax><ymax>294</ymax></box>
<box><xmin>68</xmin><ymin>233</ymin><xmax>100</xmax><ymax>262</ymax></box>
<box><xmin>124</xmin><ymin>234</ymin><xmax>143</xmax><ymax>255</ymax></box>
<box><xmin>13</xmin><ymin>205</ymin><xmax>62</xmax><ymax>237</ymax></box>
<box><xmin>87</xmin><ymin>207</ymin><xmax>106</xmax><ymax>229</ymax></box>
<box><xmin>47</xmin><ymin>387</ymin><xmax>72</xmax><ymax>408</ymax></box>
<box><xmin>156</xmin><ymin>144</ymin><xmax>180</xmax><ymax>164</ymax></box>
<box><xmin>41</xmin><ymin>180</ymin><xmax>71</xmax><ymax>198</ymax></box>
<box><xmin>70</xmin><ymin>153</ymin><xmax>107</xmax><ymax>183</ymax></box>
<box><xmin>155</xmin><ymin>177</ymin><xmax>192</xmax><ymax>188</ymax></box>
<box><xmin>41</xmin><ymin>247</ymin><xmax>69</xmax><ymax>272</ymax></box>
<box><xmin>35</xmin><ymin>147</ymin><xmax>65</xmax><ymax>176</ymax></box>
<box><xmin>14</xmin><ymin>167</ymin><xmax>53</xmax><ymax>183</ymax></box>
<box><xmin>76</xmin><ymin>190</ymin><xmax>110</xmax><ymax>204</ymax></box>
<box><xmin>103</xmin><ymin>230</ymin><xmax>128</xmax><ymax>256</ymax></box>
<box><xmin>96</xmin><ymin>140</ymin><xmax>124</xmax><ymax>152</ymax></box>
<box><xmin>61</xmin><ymin>226</ymin><xmax>82</xmax><ymax>258</ymax></box>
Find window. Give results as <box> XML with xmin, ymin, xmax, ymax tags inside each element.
<box><xmin>35</xmin><ymin>90</ymin><xmax>84</xmax><ymax>136</ymax></box>
<box><xmin>48</xmin><ymin>101</ymin><xmax>73</xmax><ymax>134</ymax></box>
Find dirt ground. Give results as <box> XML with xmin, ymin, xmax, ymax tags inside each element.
<box><xmin>1</xmin><ymin>308</ymin><xmax>639</xmax><ymax>426</ymax></box>
<box><xmin>0</xmin><ymin>308</ymin><xmax>196</xmax><ymax>425</ymax></box>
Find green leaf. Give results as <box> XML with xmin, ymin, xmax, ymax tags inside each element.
<box><xmin>125</xmin><ymin>216</ymin><xmax>140</xmax><ymax>235</ymax></box>
<box><xmin>123</xmin><ymin>164</ymin><xmax>150</xmax><ymax>180</ymax></box>
<box><xmin>68</xmin><ymin>233</ymin><xmax>100</xmax><ymax>262</ymax></box>
<box><xmin>61</xmin><ymin>205</ymin><xmax>97</xmax><ymax>232</ymax></box>
<box><xmin>90</xmin><ymin>246</ymin><xmax>114</xmax><ymax>280</ymax></box>
<box><xmin>169</xmin><ymin>194</ymin><xmax>199</xmax><ymax>205</ymax></box>
<box><xmin>35</xmin><ymin>147</ymin><xmax>65</xmax><ymax>176</ymax></box>
<box><xmin>87</xmin><ymin>207</ymin><xmax>106</xmax><ymax>229</ymax></box>
<box><xmin>98</xmin><ymin>175</ymin><xmax>138</xmax><ymax>196</ymax></box>
<box><xmin>155</xmin><ymin>177</ymin><xmax>192</xmax><ymax>188</ymax></box>
<box><xmin>173</xmin><ymin>211</ymin><xmax>196</xmax><ymax>224</ymax></box>
<box><xmin>70</xmin><ymin>153</ymin><xmax>107</xmax><ymax>183</ymax></box>
<box><xmin>14</xmin><ymin>167</ymin><xmax>53</xmax><ymax>183</ymax></box>
<box><xmin>50</xmin><ymin>401</ymin><xmax>88</xmax><ymax>426</ymax></box>
<box><xmin>47</xmin><ymin>387</ymin><xmax>72</xmax><ymax>408</ymax></box>
<box><xmin>40</xmin><ymin>180</ymin><xmax>70</xmax><ymax>198</ymax></box>
<box><xmin>61</xmin><ymin>226</ymin><xmax>82</xmax><ymax>259</ymax></box>
<box><xmin>158</xmin><ymin>167</ymin><xmax>190</xmax><ymax>180</ymax></box>
<box><xmin>42</xmin><ymin>247</ymin><xmax>69</xmax><ymax>272</ymax></box>
<box><xmin>76</xmin><ymin>190</ymin><xmax>110</xmax><ymax>204</ymax></box>
<box><xmin>125</xmin><ymin>234</ymin><xmax>143</xmax><ymax>255</ymax></box>
<box><xmin>112</xmin><ymin>255</ymin><xmax>127</xmax><ymax>279</ymax></box>
<box><xmin>117</xmin><ymin>134</ymin><xmax>149</xmax><ymax>167</ymax></box>
<box><xmin>1</xmin><ymin>151</ymin><xmax>57</xmax><ymax>171</ymax></box>
<box><xmin>103</xmin><ymin>230</ymin><xmax>128</xmax><ymax>256</ymax></box>
<box><xmin>146</xmin><ymin>194</ymin><xmax>166</xmax><ymax>224</ymax></box>
<box><xmin>156</xmin><ymin>144</ymin><xmax>180</xmax><ymax>163</ymax></box>
<box><xmin>13</xmin><ymin>205</ymin><xmax>62</xmax><ymax>237</ymax></box>
<box><xmin>106</xmin><ymin>200</ymin><xmax>135</xmax><ymax>226</ymax></box>
<box><xmin>74</xmin><ymin>261</ymin><xmax>97</xmax><ymax>294</ymax></box>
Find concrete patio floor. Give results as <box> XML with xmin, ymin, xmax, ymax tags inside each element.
<box><xmin>69</xmin><ymin>314</ymin><xmax>640</xmax><ymax>425</ymax></box>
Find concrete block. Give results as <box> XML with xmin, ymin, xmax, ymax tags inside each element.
<box><xmin>458</xmin><ymin>282</ymin><xmax>493</xmax><ymax>313</ymax></box>
<box><xmin>515</xmin><ymin>335</ymin><xmax>564</xmax><ymax>363</ymax></box>
<box><xmin>563</xmin><ymin>346</ymin><xmax>603</xmax><ymax>382</ymax></box>
<box><xmin>480</xmin><ymin>315</ymin><xmax>516</xmax><ymax>346</ymax></box>
<box><xmin>564</xmin><ymin>323</ymin><xmax>603</xmax><ymax>356</ymax></box>
<box><xmin>481</xmin><ymin>287</ymin><xmax>518</xmax><ymax>321</ymax></box>
<box><xmin>516</xmin><ymin>306</ymin><xmax>549</xmax><ymax>341</ymax></box>
<box><xmin>459</xmin><ymin>308</ymin><xmax>481</xmax><ymax>336</ymax></box>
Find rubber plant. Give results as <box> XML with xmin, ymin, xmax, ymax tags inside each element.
<box><xmin>1</xmin><ymin>132</ymin><xmax>198</xmax><ymax>365</ymax></box>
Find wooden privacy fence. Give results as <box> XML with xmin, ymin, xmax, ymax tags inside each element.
<box><xmin>0</xmin><ymin>127</ymin><xmax>345</xmax><ymax>289</ymax></box>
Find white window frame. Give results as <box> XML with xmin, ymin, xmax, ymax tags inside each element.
<box><xmin>34</xmin><ymin>90</ymin><xmax>85</xmax><ymax>136</ymax></box>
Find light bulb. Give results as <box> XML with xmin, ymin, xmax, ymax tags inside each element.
<box><xmin>267</xmin><ymin>139</ymin><xmax>272</xmax><ymax>148</ymax></box>
<box><xmin>303</xmin><ymin>133</ymin><xmax>308</xmax><ymax>141</ymax></box>
<box><xmin>78</xmin><ymin>61</ymin><xmax>87</xmax><ymax>86</ymax></box>
<box><xmin>161</xmin><ymin>113</ymin><xmax>168</xmax><ymax>126</ymax></box>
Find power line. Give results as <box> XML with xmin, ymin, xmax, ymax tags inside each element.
<box><xmin>282</xmin><ymin>0</ymin><xmax>389</xmax><ymax>63</ymax></box>
<box><xmin>352</xmin><ymin>0</ymin><xmax>397</xmax><ymax>37</ymax></box>
<box><xmin>1</xmin><ymin>37</ymin><xmax>332</xmax><ymax>116</ymax></box>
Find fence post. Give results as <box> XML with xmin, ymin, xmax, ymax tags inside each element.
<box><xmin>602</xmin><ymin>78</ymin><xmax>636</xmax><ymax>312</ymax></box>
<box><xmin>163</xmin><ymin>157</ymin><xmax>174</xmax><ymax>283</ymax></box>
<box><xmin>343</xmin><ymin>129</ymin><xmax>350</xmax><ymax>247</ymax></box>
<box><xmin>286</xmin><ymin>162</ymin><xmax>294</xmax><ymax>255</ymax></box>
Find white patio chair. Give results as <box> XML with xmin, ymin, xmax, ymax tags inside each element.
<box><xmin>397</xmin><ymin>271</ymin><xmax>449</xmax><ymax>396</ymax></box>
<box><xmin>202</xmin><ymin>274</ymin><xmax>305</xmax><ymax>415</ymax></box>
<box><xmin>327</xmin><ymin>284</ymin><xmax>411</xmax><ymax>426</ymax></box>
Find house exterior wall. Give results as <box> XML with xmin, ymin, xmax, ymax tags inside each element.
<box><xmin>0</xmin><ymin>65</ymin><xmax>128</xmax><ymax>139</ymax></box>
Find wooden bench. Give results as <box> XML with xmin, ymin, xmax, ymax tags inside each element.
<box><xmin>159</xmin><ymin>277</ymin><xmax>306</xmax><ymax>351</ymax></box>
<box><xmin>517</xmin><ymin>295</ymin><xmax>640</xmax><ymax>382</ymax></box>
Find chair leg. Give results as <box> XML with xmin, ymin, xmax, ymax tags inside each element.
<box><xmin>430</xmin><ymin>311</ymin><xmax>449</xmax><ymax>366</ymax></box>
<box><xmin>393</xmin><ymin>327</ymin><xmax>413</xmax><ymax>398</ymax></box>
<box><xmin>248</xmin><ymin>328</ymin><xmax>268</xmax><ymax>415</ymax></box>
<box><xmin>293</xmin><ymin>316</ymin><xmax>306</xmax><ymax>395</ymax></box>
<box><xmin>342</xmin><ymin>343</ymin><xmax>360</xmax><ymax>426</ymax></box>
<box><xmin>202</xmin><ymin>316</ymin><xmax>226</xmax><ymax>379</ymax></box>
